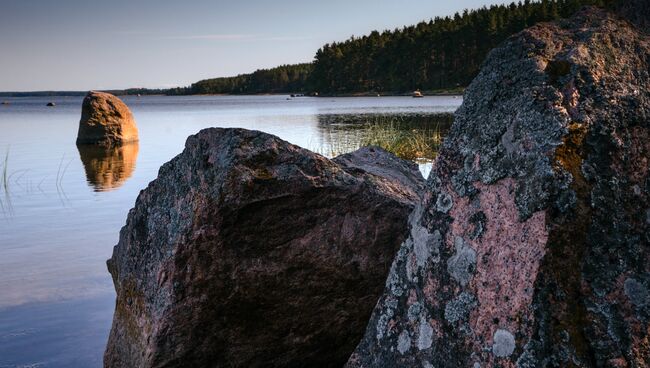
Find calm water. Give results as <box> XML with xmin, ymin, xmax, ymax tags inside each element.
<box><xmin>0</xmin><ymin>95</ymin><xmax>461</xmax><ymax>367</ymax></box>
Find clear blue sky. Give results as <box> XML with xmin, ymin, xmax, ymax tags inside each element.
<box><xmin>0</xmin><ymin>0</ymin><xmax>509</xmax><ymax>91</ymax></box>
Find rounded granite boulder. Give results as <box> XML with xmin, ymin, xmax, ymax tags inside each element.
<box><xmin>76</xmin><ymin>91</ymin><xmax>138</xmax><ymax>146</ymax></box>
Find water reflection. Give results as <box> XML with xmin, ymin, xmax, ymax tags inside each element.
<box><xmin>77</xmin><ymin>143</ymin><xmax>139</xmax><ymax>192</ymax></box>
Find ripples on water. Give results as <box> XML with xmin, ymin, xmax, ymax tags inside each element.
<box><xmin>0</xmin><ymin>95</ymin><xmax>460</xmax><ymax>367</ymax></box>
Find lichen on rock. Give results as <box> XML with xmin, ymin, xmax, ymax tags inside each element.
<box><xmin>446</xmin><ymin>236</ymin><xmax>476</xmax><ymax>287</ymax></box>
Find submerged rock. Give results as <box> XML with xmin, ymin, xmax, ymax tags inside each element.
<box><xmin>104</xmin><ymin>129</ymin><xmax>424</xmax><ymax>367</ymax></box>
<box><xmin>77</xmin><ymin>143</ymin><xmax>139</xmax><ymax>192</ymax></box>
<box><xmin>76</xmin><ymin>91</ymin><xmax>138</xmax><ymax>146</ymax></box>
<box><xmin>348</xmin><ymin>7</ymin><xmax>649</xmax><ymax>368</ymax></box>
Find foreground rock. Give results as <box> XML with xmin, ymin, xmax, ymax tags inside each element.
<box><xmin>104</xmin><ymin>129</ymin><xmax>424</xmax><ymax>367</ymax></box>
<box><xmin>76</xmin><ymin>91</ymin><xmax>138</xmax><ymax>146</ymax></box>
<box><xmin>348</xmin><ymin>7</ymin><xmax>649</xmax><ymax>368</ymax></box>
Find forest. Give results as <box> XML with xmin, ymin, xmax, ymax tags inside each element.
<box><xmin>309</xmin><ymin>0</ymin><xmax>615</xmax><ymax>94</ymax></box>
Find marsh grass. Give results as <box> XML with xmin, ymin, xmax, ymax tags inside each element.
<box><xmin>360</xmin><ymin>120</ymin><xmax>444</xmax><ymax>161</ymax></box>
<box><xmin>55</xmin><ymin>153</ymin><xmax>72</xmax><ymax>206</ymax></box>
<box><xmin>1</xmin><ymin>148</ymin><xmax>10</xmax><ymax>214</ymax></box>
<box><xmin>320</xmin><ymin>114</ymin><xmax>451</xmax><ymax>161</ymax></box>
<box><xmin>0</xmin><ymin>148</ymin><xmax>72</xmax><ymax>215</ymax></box>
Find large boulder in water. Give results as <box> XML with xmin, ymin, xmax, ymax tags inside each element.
<box><xmin>76</xmin><ymin>91</ymin><xmax>138</xmax><ymax>146</ymax></box>
<box><xmin>104</xmin><ymin>128</ymin><xmax>424</xmax><ymax>367</ymax></box>
<box><xmin>348</xmin><ymin>7</ymin><xmax>649</xmax><ymax>368</ymax></box>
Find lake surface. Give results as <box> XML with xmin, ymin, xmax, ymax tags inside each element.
<box><xmin>0</xmin><ymin>95</ymin><xmax>461</xmax><ymax>367</ymax></box>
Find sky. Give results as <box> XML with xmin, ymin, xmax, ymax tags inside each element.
<box><xmin>0</xmin><ymin>0</ymin><xmax>509</xmax><ymax>91</ymax></box>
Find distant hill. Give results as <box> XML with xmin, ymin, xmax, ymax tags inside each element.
<box><xmin>189</xmin><ymin>63</ymin><xmax>313</xmax><ymax>95</ymax></box>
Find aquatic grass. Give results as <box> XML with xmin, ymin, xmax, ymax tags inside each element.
<box><xmin>318</xmin><ymin>114</ymin><xmax>450</xmax><ymax>162</ymax></box>
<box><xmin>359</xmin><ymin>119</ymin><xmax>444</xmax><ymax>161</ymax></box>
<box><xmin>55</xmin><ymin>153</ymin><xmax>73</xmax><ymax>206</ymax></box>
<box><xmin>2</xmin><ymin>148</ymin><xmax>8</xmax><ymax>193</ymax></box>
<box><xmin>0</xmin><ymin>148</ymin><xmax>73</xmax><ymax>216</ymax></box>
<box><xmin>1</xmin><ymin>147</ymin><xmax>12</xmax><ymax>215</ymax></box>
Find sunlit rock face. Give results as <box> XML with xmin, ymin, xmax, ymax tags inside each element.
<box><xmin>76</xmin><ymin>91</ymin><xmax>138</xmax><ymax>146</ymax></box>
<box><xmin>347</xmin><ymin>7</ymin><xmax>650</xmax><ymax>368</ymax></box>
<box><xmin>104</xmin><ymin>128</ymin><xmax>425</xmax><ymax>367</ymax></box>
<box><xmin>77</xmin><ymin>143</ymin><xmax>139</xmax><ymax>191</ymax></box>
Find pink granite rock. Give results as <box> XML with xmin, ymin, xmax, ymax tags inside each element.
<box><xmin>104</xmin><ymin>129</ymin><xmax>424</xmax><ymax>367</ymax></box>
<box><xmin>347</xmin><ymin>7</ymin><xmax>650</xmax><ymax>368</ymax></box>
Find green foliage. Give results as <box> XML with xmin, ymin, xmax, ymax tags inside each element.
<box><xmin>310</xmin><ymin>0</ymin><xmax>615</xmax><ymax>94</ymax></box>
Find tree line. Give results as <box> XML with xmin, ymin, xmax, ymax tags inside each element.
<box><xmin>177</xmin><ymin>64</ymin><xmax>313</xmax><ymax>95</ymax></box>
<box><xmin>309</xmin><ymin>0</ymin><xmax>615</xmax><ymax>94</ymax></box>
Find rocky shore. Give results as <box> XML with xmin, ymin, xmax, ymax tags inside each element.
<box><xmin>104</xmin><ymin>3</ymin><xmax>649</xmax><ymax>367</ymax></box>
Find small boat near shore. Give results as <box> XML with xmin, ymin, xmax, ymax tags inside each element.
<box><xmin>412</xmin><ymin>90</ymin><xmax>424</xmax><ymax>98</ymax></box>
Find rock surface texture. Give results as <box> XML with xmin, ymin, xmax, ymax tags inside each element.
<box><xmin>104</xmin><ymin>129</ymin><xmax>424</xmax><ymax>367</ymax></box>
<box><xmin>347</xmin><ymin>7</ymin><xmax>649</xmax><ymax>368</ymax></box>
<box><xmin>76</xmin><ymin>91</ymin><xmax>138</xmax><ymax>146</ymax></box>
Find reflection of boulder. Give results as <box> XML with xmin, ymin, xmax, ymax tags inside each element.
<box><xmin>77</xmin><ymin>143</ymin><xmax>139</xmax><ymax>192</ymax></box>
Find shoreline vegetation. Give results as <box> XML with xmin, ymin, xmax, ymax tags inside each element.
<box><xmin>319</xmin><ymin>113</ymin><xmax>454</xmax><ymax>161</ymax></box>
<box><xmin>0</xmin><ymin>0</ymin><xmax>615</xmax><ymax>98</ymax></box>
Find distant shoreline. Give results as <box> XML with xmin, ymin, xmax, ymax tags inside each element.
<box><xmin>0</xmin><ymin>89</ymin><xmax>464</xmax><ymax>98</ymax></box>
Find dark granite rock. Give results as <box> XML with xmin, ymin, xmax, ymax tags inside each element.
<box><xmin>104</xmin><ymin>128</ymin><xmax>424</xmax><ymax>367</ymax></box>
<box><xmin>76</xmin><ymin>91</ymin><xmax>138</xmax><ymax>146</ymax></box>
<box><xmin>348</xmin><ymin>7</ymin><xmax>649</xmax><ymax>368</ymax></box>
